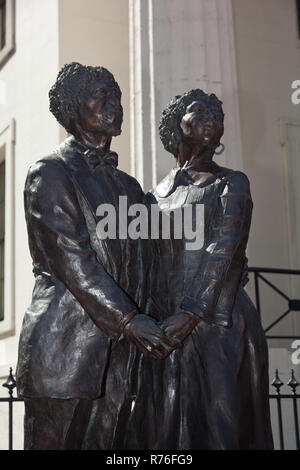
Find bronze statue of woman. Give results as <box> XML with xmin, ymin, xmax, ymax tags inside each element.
<box><xmin>119</xmin><ymin>89</ymin><xmax>274</xmax><ymax>450</ymax></box>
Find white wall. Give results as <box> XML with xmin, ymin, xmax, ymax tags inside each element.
<box><xmin>233</xmin><ymin>2</ymin><xmax>300</xmax><ymax>447</ymax></box>
<box><xmin>0</xmin><ymin>0</ymin><xmax>131</xmax><ymax>450</ymax></box>
<box><xmin>130</xmin><ymin>0</ymin><xmax>243</xmax><ymax>191</ymax></box>
<box><xmin>0</xmin><ymin>0</ymin><xmax>299</xmax><ymax>450</ymax></box>
<box><xmin>58</xmin><ymin>0</ymin><xmax>131</xmax><ymax>174</ymax></box>
<box><xmin>0</xmin><ymin>0</ymin><xmax>60</xmax><ymax>450</ymax></box>
<box><xmin>233</xmin><ymin>0</ymin><xmax>300</xmax><ymax>341</ymax></box>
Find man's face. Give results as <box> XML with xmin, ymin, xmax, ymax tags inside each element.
<box><xmin>180</xmin><ymin>99</ymin><xmax>223</xmax><ymax>150</ymax></box>
<box><xmin>77</xmin><ymin>78</ymin><xmax>123</xmax><ymax>137</ymax></box>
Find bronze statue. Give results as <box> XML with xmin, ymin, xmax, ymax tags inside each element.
<box><xmin>16</xmin><ymin>62</ymin><xmax>178</xmax><ymax>450</ymax></box>
<box><xmin>115</xmin><ymin>90</ymin><xmax>274</xmax><ymax>449</ymax></box>
<box><xmin>16</xmin><ymin>62</ymin><xmax>273</xmax><ymax>449</ymax></box>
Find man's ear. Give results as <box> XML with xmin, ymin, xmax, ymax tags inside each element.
<box><xmin>68</xmin><ymin>115</ymin><xmax>80</xmax><ymax>138</ymax></box>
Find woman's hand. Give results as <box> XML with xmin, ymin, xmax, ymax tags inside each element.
<box><xmin>124</xmin><ymin>314</ymin><xmax>181</xmax><ymax>359</ymax></box>
<box><xmin>160</xmin><ymin>311</ymin><xmax>199</xmax><ymax>343</ymax></box>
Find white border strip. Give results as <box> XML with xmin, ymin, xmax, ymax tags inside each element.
<box><xmin>0</xmin><ymin>118</ymin><xmax>15</xmax><ymax>338</ymax></box>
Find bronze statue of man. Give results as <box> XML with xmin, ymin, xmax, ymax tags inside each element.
<box><xmin>16</xmin><ymin>62</ymin><xmax>178</xmax><ymax>450</ymax></box>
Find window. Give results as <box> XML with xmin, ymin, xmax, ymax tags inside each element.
<box><xmin>280</xmin><ymin>118</ymin><xmax>300</xmax><ymax>300</ymax></box>
<box><xmin>0</xmin><ymin>0</ymin><xmax>6</xmax><ymax>51</ymax></box>
<box><xmin>0</xmin><ymin>155</ymin><xmax>4</xmax><ymax>322</ymax></box>
<box><xmin>0</xmin><ymin>0</ymin><xmax>14</xmax><ymax>68</ymax></box>
<box><xmin>297</xmin><ymin>0</ymin><xmax>300</xmax><ymax>39</ymax></box>
<box><xmin>0</xmin><ymin>120</ymin><xmax>15</xmax><ymax>337</ymax></box>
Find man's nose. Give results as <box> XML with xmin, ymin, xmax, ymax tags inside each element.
<box><xmin>202</xmin><ymin>109</ymin><xmax>213</xmax><ymax>119</ymax></box>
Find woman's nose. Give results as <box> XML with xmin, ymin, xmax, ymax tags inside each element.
<box><xmin>107</xmin><ymin>94</ymin><xmax>121</xmax><ymax>109</ymax></box>
<box><xmin>202</xmin><ymin>111</ymin><xmax>215</xmax><ymax>124</ymax></box>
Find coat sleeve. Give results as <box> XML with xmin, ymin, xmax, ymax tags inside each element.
<box><xmin>24</xmin><ymin>159</ymin><xmax>138</xmax><ymax>340</ymax></box>
<box><xmin>181</xmin><ymin>171</ymin><xmax>253</xmax><ymax>328</ymax></box>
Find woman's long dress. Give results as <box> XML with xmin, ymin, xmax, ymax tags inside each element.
<box><xmin>117</xmin><ymin>168</ymin><xmax>273</xmax><ymax>450</ymax></box>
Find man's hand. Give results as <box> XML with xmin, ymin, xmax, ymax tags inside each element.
<box><xmin>160</xmin><ymin>312</ymin><xmax>199</xmax><ymax>343</ymax></box>
<box><xmin>124</xmin><ymin>314</ymin><xmax>180</xmax><ymax>359</ymax></box>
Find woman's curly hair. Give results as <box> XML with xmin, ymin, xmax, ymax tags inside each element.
<box><xmin>49</xmin><ymin>62</ymin><xmax>121</xmax><ymax>134</ymax></box>
<box><xmin>158</xmin><ymin>89</ymin><xmax>224</xmax><ymax>158</ymax></box>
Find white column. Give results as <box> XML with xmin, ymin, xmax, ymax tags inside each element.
<box><xmin>215</xmin><ymin>0</ymin><xmax>244</xmax><ymax>171</ymax></box>
<box><xmin>129</xmin><ymin>0</ymin><xmax>243</xmax><ymax>190</ymax></box>
<box><xmin>129</xmin><ymin>0</ymin><xmax>154</xmax><ymax>189</ymax></box>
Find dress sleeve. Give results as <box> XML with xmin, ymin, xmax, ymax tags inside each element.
<box><xmin>181</xmin><ymin>171</ymin><xmax>253</xmax><ymax>328</ymax></box>
<box><xmin>24</xmin><ymin>159</ymin><xmax>138</xmax><ymax>340</ymax></box>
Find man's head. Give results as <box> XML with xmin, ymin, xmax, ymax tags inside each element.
<box><xmin>159</xmin><ymin>89</ymin><xmax>224</xmax><ymax>158</ymax></box>
<box><xmin>49</xmin><ymin>62</ymin><xmax>123</xmax><ymax>138</ymax></box>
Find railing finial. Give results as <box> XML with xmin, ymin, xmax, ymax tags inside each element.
<box><xmin>287</xmin><ymin>369</ymin><xmax>299</xmax><ymax>394</ymax></box>
<box><xmin>272</xmin><ymin>369</ymin><xmax>284</xmax><ymax>394</ymax></box>
<box><xmin>2</xmin><ymin>367</ymin><xmax>16</xmax><ymax>398</ymax></box>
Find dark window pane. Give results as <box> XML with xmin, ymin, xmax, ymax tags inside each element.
<box><xmin>0</xmin><ymin>159</ymin><xmax>4</xmax><ymax>322</ymax></box>
<box><xmin>0</xmin><ymin>245</ymin><xmax>4</xmax><ymax>322</ymax></box>
<box><xmin>297</xmin><ymin>0</ymin><xmax>300</xmax><ymax>39</ymax></box>
<box><xmin>0</xmin><ymin>0</ymin><xmax>6</xmax><ymax>51</ymax></box>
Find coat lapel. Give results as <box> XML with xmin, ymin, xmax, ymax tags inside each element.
<box><xmin>56</xmin><ymin>138</ymin><xmax>109</xmax><ymax>221</ymax></box>
<box><xmin>71</xmin><ymin>170</ymin><xmax>104</xmax><ymax>220</ymax></box>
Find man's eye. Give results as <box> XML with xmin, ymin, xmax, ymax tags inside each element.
<box><xmin>189</xmin><ymin>103</ymin><xmax>204</xmax><ymax>113</ymax></box>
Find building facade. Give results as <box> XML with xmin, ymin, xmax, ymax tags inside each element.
<box><xmin>0</xmin><ymin>0</ymin><xmax>299</xmax><ymax>450</ymax></box>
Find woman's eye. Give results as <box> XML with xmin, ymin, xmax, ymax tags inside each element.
<box><xmin>93</xmin><ymin>88</ymin><xmax>106</xmax><ymax>98</ymax></box>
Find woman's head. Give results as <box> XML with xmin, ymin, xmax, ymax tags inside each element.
<box><xmin>159</xmin><ymin>89</ymin><xmax>224</xmax><ymax>158</ymax></box>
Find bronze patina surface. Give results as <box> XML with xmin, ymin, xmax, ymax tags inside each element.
<box><xmin>16</xmin><ymin>66</ymin><xmax>273</xmax><ymax>450</ymax></box>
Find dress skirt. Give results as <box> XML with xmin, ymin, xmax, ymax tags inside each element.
<box><xmin>83</xmin><ymin>287</ymin><xmax>273</xmax><ymax>450</ymax></box>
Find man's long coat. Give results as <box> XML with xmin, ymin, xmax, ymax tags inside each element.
<box><xmin>16</xmin><ymin>136</ymin><xmax>152</xmax><ymax>399</ymax></box>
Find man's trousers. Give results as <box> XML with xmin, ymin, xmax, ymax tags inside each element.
<box><xmin>24</xmin><ymin>397</ymin><xmax>93</xmax><ymax>450</ymax></box>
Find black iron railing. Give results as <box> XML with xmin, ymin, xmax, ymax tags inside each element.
<box><xmin>270</xmin><ymin>369</ymin><xmax>300</xmax><ymax>450</ymax></box>
<box><xmin>248</xmin><ymin>267</ymin><xmax>300</xmax><ymax>340</ymax></box>
<box><xmin>248</xmin><ymin>267</ymin><xmax>300</xmax><ymax>449</ymax></box>
<box><xmin>0</xmin><ymin>368</ymin><xmax>23</xmax><ymax>450</ymax></box>
<box><xmin>1</xmin><ymin>267</ymin><xmax>300</xmax><ymax>450</ymax></box>
<box><xmin>1</xmin><ymin>368</ymin><xmax>300</xmax><ymax>450</ymax></box>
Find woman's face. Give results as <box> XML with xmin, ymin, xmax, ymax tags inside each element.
<box><xmin>180</xmin><ymin>100</ymin><xmax>224</xmax><ymax>150</ymax></box>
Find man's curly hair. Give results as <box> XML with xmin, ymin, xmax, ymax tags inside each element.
<box><xmin>49</xmin><ymin>62</ymin><xmax>121</xmax><ymax>134</ymax></box>
<box><xmin>158</xmin><ymin>89</ymin><xmax>224</xmax><ymax>158</ymax></box>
